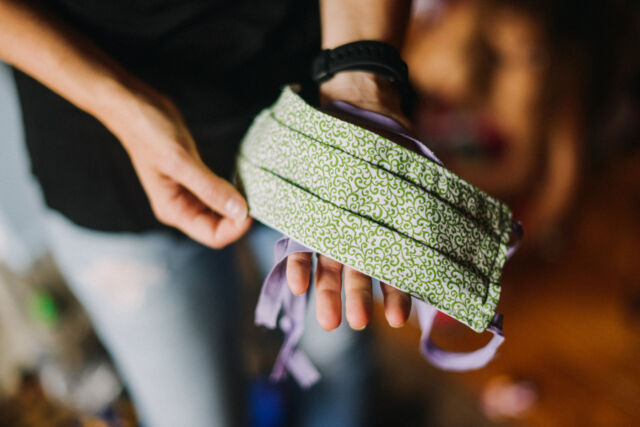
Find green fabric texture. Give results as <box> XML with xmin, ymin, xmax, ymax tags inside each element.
<box><xmin>236</xmin><ymin>87</ymin><xmax>512</xmax><ymax>332</ymax></box>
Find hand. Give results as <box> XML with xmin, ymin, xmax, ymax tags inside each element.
<box><xmin>0</xmin><ymin>0</ymin><xmax>250</xmax><ymax>248</ymax></box>
<box><xmin>112</xmin><ymin>90</ymin><xmax>252</xmax><ymax>248</ymax></box>
<box><xmin>288</xmin><ymin>71</ymin><xmax>413</xmax><ymax>331</ymax></box>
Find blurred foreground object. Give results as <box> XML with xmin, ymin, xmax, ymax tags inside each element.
<box><xmin>0</xmin><ymin>257</ymin><xmax>123</xmax><ymax>415</ymax></box>
<box><xmin>0</xmin><ymin>61</ymin><xmax>123</xmax><ymax>420</ymax></box>
<box><xmin>480</xmin><ymin>375</ymin><xmax>537</xmax><ymax>420</ymax></box>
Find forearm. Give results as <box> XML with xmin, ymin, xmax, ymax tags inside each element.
<box><xmin>319</xmin><ymin>0</ymin><xmax>413</xmax><ymax>122</ymax></box>
<box><xmin>320</xmin><ymin>0</ymin><xmax>412</xmax><ymax>48</ymax></box>
<box><xmin>0</xmin><ymin>0</ymin><xmax>156</xmax><ymax>140</ymax></box>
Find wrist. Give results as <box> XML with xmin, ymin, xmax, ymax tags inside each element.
<box><xmin>319</xmin><ymin>0</ymin><xmax>411</xmax><ymax>50</ymax></box>
<box><xmin>88</xmin><ymin>73</ymin><xmax>173</xmax><ymax>144</ymax></box>
<box><xmin>85</xmin><ymin>73</ymin><xmax>136</xmax><ymax>128</ymax></box>
<box><xmin>319</xmin><ymin>71</ymin><xmax>407</xmax><ymax>126</ymax></box>
<box><xmin>320</xmin><ymin>71</ymin><xmax>401</xmax><ymax>108</ymax></box>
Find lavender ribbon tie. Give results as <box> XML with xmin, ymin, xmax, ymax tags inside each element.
<box><xmin>415</xmin><ymin>300</ymin><xmax>505</xmax><ymax>371</ymax></box>
<box><xmin>255</xmin><ymin>236</ymin><xmax>320</xmax><ymax>388</ymax></box>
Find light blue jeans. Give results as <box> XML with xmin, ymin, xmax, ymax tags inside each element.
<box><xmin>44</xmin><ymin>209</ymin><xmax>370</xmax><ymax>427</ymax></box>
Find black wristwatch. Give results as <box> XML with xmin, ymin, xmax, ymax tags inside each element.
<box><xmin>311</xmin><ymin>40</ymin><xmax>414</xmax><ymax>113</ymax></box>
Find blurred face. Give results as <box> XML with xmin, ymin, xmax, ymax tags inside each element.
<box><xmin>405</xmin><ymin>0</ymin><xmax>549</xmax><ymax>196</ymax></box>
<box><xmin>405</xmin><ymin>0</ymin><xmax>582</xmax><ymax>240</ymax></box>
<box><xmin>478</xmin><ymin>3</ymin><xmax>548</xmax><ymax>146</ymax></box>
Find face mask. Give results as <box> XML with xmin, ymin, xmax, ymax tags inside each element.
<box><xmin>236</xmin><ymin>86</ymin><xmax>521</xmax><ymax>388</ymax></box>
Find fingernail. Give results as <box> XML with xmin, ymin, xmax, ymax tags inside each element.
<box><xmin>351</xmin><ymin>323</ymin><xmax>367</xmax><ymax>331</ymax></box>
<box><xmin>225</xmin><ymin>196</ymin><xmax>247</xmax><ymax>221</ymax></box>
<box><xmin>389</xmin><ymin>319</ymin><xmax>404</xmax><ymax>328</ymax></box>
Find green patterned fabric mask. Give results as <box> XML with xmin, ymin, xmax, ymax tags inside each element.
<box><xmin>236</xmin><ymin>86</ymin><xmax>521</xmax><ymax>387</ymax></box>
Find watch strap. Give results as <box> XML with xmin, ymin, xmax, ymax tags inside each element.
<box><xmin>311</xmin><ymin>40</ymin><xmax>413</xmax><ymax>112</ymax></box>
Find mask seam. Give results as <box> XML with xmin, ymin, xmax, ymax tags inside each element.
<box><xmin>269</xmin><ymin>111</ymin><xmax>504</xmax><ymax>251</ymax></box>
<box><xmin>261</xmin><ymin>113</ymin><xmax>500</xmax><ymax>278</ymax></box>
<box><xmin>238</xmin><ymin>153</ymin><xmax>495</xmax><ymax>288</ymax></box>
<box><xmin>480</xmin><ymin>205</ymin><xmax>509</xmax><ymax>328</ymax></box>
<box><xmin>277</xmin><ymin>88</ymin><xmax>508</xmax><ymax>235</ymax></box>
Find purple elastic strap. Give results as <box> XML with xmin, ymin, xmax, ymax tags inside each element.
<box><xmin>507</xmin><ymin>220</ymin><xmax>524</xmax><ymax>260</ymax></box>
<box><xmin>415</xmin><ymin>300</ymin><xmax>504</xmax><ymax>371</ymax></box>
<box><xmin>254</xmin><ymin>236</ymin><xmax>320</xmax><ymax>388</ymax></box>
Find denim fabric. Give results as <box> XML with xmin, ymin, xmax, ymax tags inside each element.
<box><xmin>44</xmin><ymin>210</ymin><xmax>370</xmax><ymax>427</ymax></box>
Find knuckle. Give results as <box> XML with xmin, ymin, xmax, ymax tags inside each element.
<box><xmin>324</xmin><ymin>263</ymin><xmax>342</xmax><ymax>275</ymax></box>
<box><xmin>153</xmin><ymin>207</ymin><xmax>173</xmax><ymax>225</ymax></box>
<box><xmin>199</xmin><ymin>182</ymin><xmax>222</xmax><ymax>206</ymax></box>
<box><xmin>289</xmin><ymin>253</ymin><xmax>310</xmax><ymax>269</ymax></box>
<box><xmin>207</xmin><ymin>229</ymin><xmax>229</xmax><ymax>249</ymax></box>
<box><xmin>208</xmin><ymin>239</ymin><xmax>225</xmax><ymax>249</ymax></box>
<box><xmin>161</xmin><ymin>146</ymin><xmax>190</xmax><ymax>175</ymax></box>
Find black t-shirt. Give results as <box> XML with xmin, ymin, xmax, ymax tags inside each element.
<box><xmin>13</xmin><ymin>0</ymin><xmax>320</xmax><ymax>231</ymax></box>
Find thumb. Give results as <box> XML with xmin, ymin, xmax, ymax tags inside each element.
<box><xmin>172</xmin><ymin>153</ymin><xmax>248</xmax><ymax>222</ymax></box>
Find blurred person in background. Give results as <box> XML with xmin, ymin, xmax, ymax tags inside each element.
<box><xmin>0</xmin><ymin>0</ymin><xmax>416</xmax><ymax>426</ymax></box>
<box><xmin>406</xmin><ymin>0</ymin><xmax>638</xmax><ymax>245</ymax></box>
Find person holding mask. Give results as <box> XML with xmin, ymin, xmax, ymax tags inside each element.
<box><xmin>0</xmin><ymin>0</ymin><xmax>414</xmax><ymax>425</ymax></box>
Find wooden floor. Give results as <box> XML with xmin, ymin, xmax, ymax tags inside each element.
<box><xmin>372</xmin><ymin>151</ymin><xmax>640</xmax><ymax>426</ymax></box>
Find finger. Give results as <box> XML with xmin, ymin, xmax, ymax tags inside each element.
<box><xmin>163</xmin><ymin>186</ymin><xmax>252</xmax><ymax>248</ymax></box>
<box><xmin>315</xmin><ymin>255</ymin><xmax>343</xmax><ymax>331</ymax></box>
<box><xmin>286</xmin><ymin>252</ymin><xmax>312</xmax><ymax>295</ymax></box>
<box><xmin>169</xmin><ymin>152</ymin><xmax>248</xmax><ymax>222</ymax></box>
<box><xmin>380</xmin><ymin>282</ymin><xmax>412</xmax><ymax>328</ymax></box>
<box><xmin>207</xmin><ymin>215</ymin><xmax>253</xmax><ymax>247</ymax></box>
<box><xmin>344</xmin><ymin>267</ymin><xmax>372</xmax><ymax>330</ymax></box>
